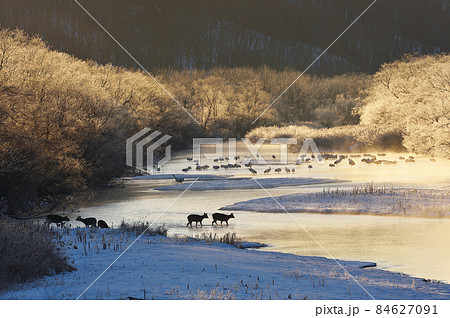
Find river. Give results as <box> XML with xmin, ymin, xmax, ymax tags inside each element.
<box><xmin>69</xmin><ymin>144</ymin><xmax>450</xmax><ymax>283</ymax></box>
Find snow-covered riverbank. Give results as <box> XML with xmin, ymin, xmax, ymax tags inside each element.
<box><xmin>2</xmin><ymin>228</ymin><xmax>449</xmax><ymax>300</ymax></box>
<box><xmin>221</xmin><ymin>187</ymin><xmax>450</xmax><ymax>217</ymax></box>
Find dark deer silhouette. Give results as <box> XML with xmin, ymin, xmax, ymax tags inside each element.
<box><xmin>187</xmin><ymin>213</ymin><xmax>208</xmax><ymax>227</ymax></box>
<box><xmin>97</xmin><ymin>220</ymin><xmax>109</xmax><ymax>228</ymax></box>
<box><xmin>46</xmin><ymin>215</ymin><xmax>69</xmax><ymax>228</ymax></box>
<box><xmin>212</xmin><ymin>213</ymin><xmax>235</xmax><ymax>226</ymax></box>
<box><xmin>76</xmin><ymin>216</ymin><xmax>97</xmax><ymax>228</ymax></box>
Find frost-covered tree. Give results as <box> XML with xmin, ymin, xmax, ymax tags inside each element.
<box><xmin>0</xmin><ymin>29</ymin><xmax>182</xmax><ymax>216</ymax></box>
<box><xmin>359</xmin><ymin>54</ymin><xmax>450</xmax><ymax>157</ymax></box>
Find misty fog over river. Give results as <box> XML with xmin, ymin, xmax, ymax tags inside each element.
<box><xmin>70</xmin><ymin>144</ymin><xmax>450</xmax><ymax>283</ymax></box>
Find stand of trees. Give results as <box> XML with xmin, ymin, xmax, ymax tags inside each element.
<box><xmin>1</xmin><ymin>27</ymin><xmax>448</xmax><ymax>218</ymax></box>
<box><xmin>0</xmin><ymin>29</ymin><xmax>368</xmax><ymax>217</ymax></box>
<box><xmin>167</xmin><ymin>68</ymin><xmax>368</xmax><ymax>135</ymax></box>
<box><xmin>359</xmin><ymin>54</ymin><xmax>450</xmax><ymax>157</ymax></box>
<box><xmin>0</xmin><ymin>29</ymin><xmax>196</xmax><ymax>217</ymax></box>
<box><xmin>248</xmin><ymin>53</ymin><xmax>450</xmax><ymax>158</ymax></box>
<box><xmin>0</xmin><ymin>0</ymin><xmax>448</xmax><ymax>74</ymax></box>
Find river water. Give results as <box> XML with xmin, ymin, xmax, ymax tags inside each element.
<box><xmin>69</xmin><ymin>144</ymin><xmax>450</xmax><ymax>283</ymax></box>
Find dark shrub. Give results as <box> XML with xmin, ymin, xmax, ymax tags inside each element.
<box><xmin>0</xmin><ymin>216</ymin><xmax>75</xmax><ymax>290</ymax></box>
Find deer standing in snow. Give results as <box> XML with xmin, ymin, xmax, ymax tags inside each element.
<box><xmin>76</xmin><ymin>216</ymin><xmax>97</xmax><ymax>228</ymax></box>
<box><xmin>45</xmin><ymin>215</ymin><xmax>69</xmax><ymax>228</ymax></box>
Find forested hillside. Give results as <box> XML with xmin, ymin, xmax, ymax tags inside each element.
<box><xmin>1</xmin><ymin>0</ymin><xmax>449</xmax><ymax>217</ymax></box>
<box><xmin>248</xmin><ymin>53</ymin><xmax>450</xmax><ymax>157</ymax></box>
<box><xmin>0</xmin><ymin>29</ymin><xmax>368</xmax><ymax>217</ymax></box>
<box><xmin>1</xmin><ymin>0</ymin><xmax>448</xmax><ymax>74</ymax></box>
<box><xmin>0</xmin><ymin>29</ymin><xmax>194</xmax><ymax>217</ymax></box>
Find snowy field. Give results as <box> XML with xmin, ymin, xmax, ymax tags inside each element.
<box><xmin>4</xmin><ymin>148</ymin><xmax>449</xmax><ymax>300</ymax></box>
<box><xmin>1</xmin><ymin>228</ymin><xmax>449</xmax><ymax>300</ymax></box>
<box><xmin>221</xmin><ymin>188</ymin><xmax>450</xmax><ymax>217</ymax></box>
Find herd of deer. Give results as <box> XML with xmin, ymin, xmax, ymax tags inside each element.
<box><xmin>187</xmin><ymin>212</ymin><xmax>235</xmax><ymax>227</ymax></box>
<box><xmin>45</xmin><ymin>215</ymin><xmax>109</xmax><ymax>229</ymax></box>
<box><xmin>46</xmin><ymin>213</ymin><xmax>234</xmax><ymax>229</ymax></box>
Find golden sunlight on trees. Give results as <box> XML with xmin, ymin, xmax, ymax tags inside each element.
<box><xmin>0</xmin><ymin>28</ymin><xmax>370</xmax><ymax>217</ymax></box>
<box><xmin>0</xmin><ymin>29</ymin><xmax>192</xmax><ymax>217</ymax></box>
<box><xmin>168</xmin><ymin>67</ymin><xmax>368</xmax><ymax>135</ymax></box>
<box><xmin>0</xmin><ymin>30</ymin><xmax>130</xmax><ymax>216</ymax></box>
<box><xmin>248</xmin><ymin>54</ymin><xmax>449</xmax><ymax>157</ymax></box>
<box><xmin>359</xmin><ymin>54</ymin><xmax>450</xmax><ymax>157</ymax></box>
